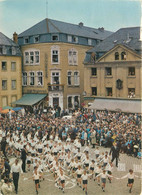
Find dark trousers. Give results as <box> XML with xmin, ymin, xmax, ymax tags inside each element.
<box><xmin>13</xmin><ymin>172</ymin><xmax>19</xmax><ymax>193</ymax></box>
<box><xmin>22</xmin><ymin>159</ymin><xmax>26</xmax><ymax>172</ymax></box>
<box><xmin>111</xmin><ymin>155</ymin><xmax>118</xmax><ymax>167</ymax></box>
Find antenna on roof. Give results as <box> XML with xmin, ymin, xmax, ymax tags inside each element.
<box><xmin>46</xmin><ymin>0</ymin><xmax>48</xmax><ymax>18</ymax></box>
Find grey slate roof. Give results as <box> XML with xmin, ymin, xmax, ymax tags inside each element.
<box><xmin>87</xmin><ymin>27</ymin><xmax>141</xmax><ymax>54</ymax></box>
<box><xmin>0</xmin><ymin>32</ymin><xmax>22</xmax><ymax>56</ymax></box>
<box><xmin>18</xmin><ymin>18</ymin><xmax>112</xmax><ymax>40</ymax></box>
<box><xmin>0</xmin><ymin>32</ymin><xmax>18</xmax><ymax>46</ymax></box>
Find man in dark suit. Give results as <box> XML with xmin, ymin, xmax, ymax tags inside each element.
<box><xmin>21</xmin><ymin>145</ymin><xmax>27</xmax><ymax>172</ymax></box>
<box><xmin>109</xmin><ymin>142</ymin><xmax>120</xmax><ymax>167</ymax></box>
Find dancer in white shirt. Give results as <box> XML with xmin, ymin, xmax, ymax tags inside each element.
<box><xmin>120</xmin><ymin>169</ymin><xmax>140</xmax><ymax>193</ymax></box>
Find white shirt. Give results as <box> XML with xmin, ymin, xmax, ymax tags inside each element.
<box><xmin>11</xmin><ymin>163</ymin><xmax>23</xmax><ymax>173</ymax></box>
<box><xmin>121</xmin><ymin>173</ymin><xmax>139</xmax><ymax>179</ymax></box>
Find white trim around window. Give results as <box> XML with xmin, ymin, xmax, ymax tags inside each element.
<box><xmin>36</xmin><ymin>71</ymin><xmax>44</xmax><ymax>86</ymax></box>
<box><xmin>68</xmin><ymin>48</ymin><xmax>78</xmax><ymax>65</ymax></box>
<box><xmin>51</xmin><ymin>45</ymin><xmax>60</xmax><ymax>65</ymax></box>
<box><xmin>24</xmin><ymin>49</ymin><xmax>40</xmax><ymax>65</ymax></box>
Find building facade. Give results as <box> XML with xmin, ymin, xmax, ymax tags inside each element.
<box><xmin>0</xmin><ymin>32</ymin><xmax>22</xmax><ymax>108</ymax></box>
<box><xmin>17</xmin><ymin>18</ymin><xmax>112</xmax><ymax>110</ymax></box>
<box><xmin>84</xmin><ymin>27</ymin><xmax>142</xmax><ymax>106</ymax></box>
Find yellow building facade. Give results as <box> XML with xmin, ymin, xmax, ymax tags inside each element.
<box><xmin>84</xmin><ymin>27</ymin><xmax>142</xmax><ymax>107</ymax></box>
<box><xmin>18</xmin><ymin>18</ymin><xmax>112</xmax><ymax>110</ymax></box>
<box><xmin>0</xmin><ymin>32</ymin><xmax>22</xmax><ymax>108</ymax></box>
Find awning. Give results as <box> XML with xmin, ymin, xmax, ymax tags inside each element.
<box><xmin>12</xmin><ymin>94</ymin><xmax>47</xmax><ymax>106</ymax></box>
<box><xmin>88</xmin><ymin>98</ymin><xmax>142</xmax><ymax>113</ymax></box>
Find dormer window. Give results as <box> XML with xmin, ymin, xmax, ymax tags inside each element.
<box><xmin>24</xmin><ymin>37</ymin><xmax>29</xmax><ymax>44</ymax></box>
<box><xmin>68</xmin><ymin>35</ymin><xmax>72</xmax><ymax>42</ymax></box>
<box><xmin>12</xmin><ymin>47</ymin><xmax>16</xmax><ymax>55</ymax></box>
<box><xmin>2</xmin><ymin>46</ymin><xmax>7</xmax><ymax>55</ymax></box>
<box><xmin>34</xmin><ymin>36</ymin><xmax>39</xmax><ymax>43</ymax></box>
<box><xmin>121</xmin><ymin>52</ymin><xmax>126</xmax><ymax>60</ymax></box>
<box><xmin>72</xmin><ymin>36</ymin><xmax>78</xmax><ymax>43</ymax></box>
<box><xmin>88</xmin><ymin>39</ymin><xmax>92</xmax><ymax>45</ymax></box>
<box><xmin>52</xmin><ymin>35</ymin><xmax>59</xmax><ymax>41</ymax></box>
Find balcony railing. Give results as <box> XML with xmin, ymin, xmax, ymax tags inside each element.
<box><xmin>48</xmin><ymin>84</ymin><xmax>64</xmax><ymax>91</ymax></box>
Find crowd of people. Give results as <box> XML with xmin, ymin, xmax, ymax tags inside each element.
<box><xmin>0</xmin><ymin>107</ymin><xmax>141</xmax><ymax>194</ymax></box>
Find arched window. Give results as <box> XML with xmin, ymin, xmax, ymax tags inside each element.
<box><xmin>121</xmin><ymin>52</ymin><xmax>126</xmax><ymax>60</ymax></box>
<box><xmin>115</xmin><ymin>52</ymin><xmax>119</xmax><ymax>60</ymax></box>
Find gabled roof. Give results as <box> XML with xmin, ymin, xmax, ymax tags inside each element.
<box><xmin>18</xmin><ymin>18</ymin><xmax>112</xmax><ymax>40</ymax></box>
<box><xmin>0</xmin><ymin>32</ymin><xmax>18</xmax><ymax>46</ymax></box>
<box><xmin>88</xmin><ymin>27</ymin><xmax>141</xmax><ymax>54</ymax></box>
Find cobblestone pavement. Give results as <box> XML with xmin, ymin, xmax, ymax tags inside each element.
<box><xmin>2</xmin><ymin>146</ymin><xmax>141</xmax><ymax>195</ymax></box>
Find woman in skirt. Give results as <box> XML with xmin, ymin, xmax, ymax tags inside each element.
<box><xmin>120</xmin><ymin>169</ymin><xmax>140</xmax><ymax>193</ymax></box>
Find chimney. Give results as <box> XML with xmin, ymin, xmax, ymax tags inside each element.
<box><xmin>98</xmin><ymin>27</ymin><xmax>104</xmax><ymax>32</ymax></box>
<box><xmin>79</xmin><ymin>22</ymin><xmax>83</xmax><ymax>27</ymax></box>
<box><xmin>13</xmin><ymin>32</ymin><xmax>18</xmax><ymax>44</ymax></box>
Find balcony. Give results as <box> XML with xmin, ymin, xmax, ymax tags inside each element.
<box><xmin>48</xmin><ymin>84</ymin><xmax>64</xmax><ymax>92</ymax></box>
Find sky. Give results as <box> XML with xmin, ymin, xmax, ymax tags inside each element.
<box><xmin>0</xmin><ymin>0</ymin><xmax>141</xmax><ymax>38</ymax></box>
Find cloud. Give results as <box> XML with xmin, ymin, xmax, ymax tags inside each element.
<box><xmin>0</xmin><ymin>0</ymin><xmax>6</xmax><ymax>2</ymax></box>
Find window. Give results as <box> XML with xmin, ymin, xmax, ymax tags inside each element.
<box><xmin>2</xmin><ymin>46</ymin><xmax>7</xmax><ymax>55</ymax></box>
<box><xmin>2</xmin><ymin>80</ymin><xmax>7</xmax><ymax>90</ymax></box>
<box><xmin>115</xmin><ymin>52</ymin><xmax>119</xmax><ymax>60</ymax></box>
<box><xmin>29</xmin><ymin>72</ymin><xmax>35</xmax><ymax>85</ymax></box>
<box><xmin>121</xmin><ymin>52</ymin><xmax>126</xmax><ymax>60</ymax></box>
<box><xmin>128</xmin><ymin>67</ymin><xmax>135</xmax><ymax>76</ymax></box>
<box><xmin>72</xmin><ymin>36</ymin><xmax>78</xmax><ymax>43</ymax></box>
<box><xmin>68</xmin><ymin>96</ymin><xmax>72</xmax><ymax>108</ymax></box>
<box><xmin>24</xmin><ymin>50</ymin><xmax>40</xmax><ymax>65</ymax></box>
<box><xmin>37</xmin><ymin>71</ymin><xmax>43</xmax><ymax>85</ymax></box>
<box><xmin>12</xmin><ymin>47</ymin><xmax>16</xmax><ymax>55</ymax></box>
<box><xmin>67</xmin><ymin>95</ymin><xmax>80</xmax><ymax>109</ymax></box>
<box><xmin>11</xmin><ymin>62</ymin><xmax>16</xmax><ymax>71</ymax></box>
<box><xmin>52</xmin><ymin>50</ymin><xmax>58</xmax><ymax>63</ymax></box>
<box><xmin>88</xmin><ymin>39</ymin><xmax>92</xmax><ymax>45</ymax></box>
<box><xmin>106</xmin><ymin>87</ymin><xmax>112</xmax><ymax>96</ymax></box>
<box><xmin>1</xmin><ymin>62</ymin><xmax>7</xmax><ymax>70</ymax></box>
<box><xmin>34</xmin><ymin>36</ymin><xmax>39</xmax><ymax>43</ymax></box>
<box><xmin>128</xmin><ymin>88</ymin><xmax>135</xmax><ymax>98</ymax></box>
<box><xmin>68</xmin><ymin>49</ymin><xmax>78</xmax><ymax>65</ymax></box>
<box><xmin>68</xmin><ymin>35</ymin><xmax>72</xmax><ymax>42</ymax></box>
<box><xmin>24</xmin><ymin>37</ymin><xmax>29</xmax><ymax>44</ymax></box>
<box><xmin>11</xmin><ymin>80</ymin><xmax>16</xmax><ymax>89</ymax></box>
<box><xmin>74</xmin><ymin>71</ymin><xmax>79</xmax><ymax>85</ymax></box>
<box><xmin>2</xmin><ymin>96</ymin><xmax>8</xmax><ymax>107</ymax></box>
<box><xmin>91</xmin><ymin>68</ymin><xmax>97</xmax><ymax>76</ymax></box>
<box><xmin>67</xmin><ymin>71</ymin><xmax>72</xmax><ymax>85</ymax></box>
<box><xmin>35</xmin><ymin>51</ymin><xmax>39</xmax><ymax>63</ymax></box>
<box><xmin>92</xmin><ymin>87</ymin><xmax>97</xmax><ymax>95</ymax></box>
<box><xmin>52</xmin><ymin>35</ymin><xmax>59</xmax><ymax>41</ymax></box>
<box><xmin>51</xmin><ymin>72</ymin><xmax>60</xmax><ymax>84</ymax></box>
<box><xmin>51</xmin><ymin>46</ymin><xmax>60</xmax><ymax>64</ymax></box>
<box><xmin>105</xmin><ymin>67</ymin><xmax>112</xmax><ymax>76</ymax></box>
<box><xmin>22</xmin><ymin>72</ymin><xmax>27</xmax><ymax>86</ymax></box>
